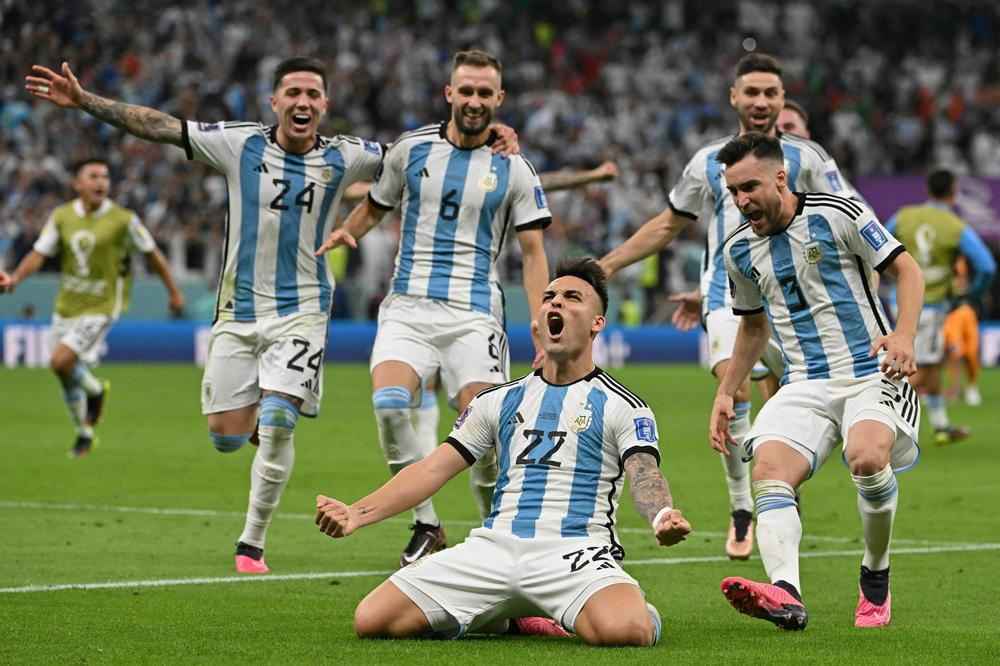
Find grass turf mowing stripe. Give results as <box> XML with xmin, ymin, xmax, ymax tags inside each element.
<box><xmin>3</xmin><ymin>543</ymin><xmax>998</xmax><ymax>595</ymax></box>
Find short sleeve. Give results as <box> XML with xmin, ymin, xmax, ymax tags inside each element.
<box><xmin>33</xmin><ymin>213</ymin><xmax>60</xmax><ymax>257</ymax></box>
<box><xmin>667</xmin><ymin>156</ymin><xmax>711</xmax><ymax>220</ymax></box>
<box><xmin>342</xmin><ymin>137</ymin><xmax>384</xmax><ymax>184</ymax></box>
<box><xmin>444</xmin><ymin>393</ymin><xmax>497</xmax><ymax>465</ymax></box>
<box><xmin>124</xmin><ymin>213</ymin><xmax>157</xmax><ymax>253</ymax></box>
<box><xmin>367</xmin><ymin>141</ymin><xmax>407</xmax><ymax>211</ymax></box>
<box><xmin>182</xmin><ymin>120</ymin><xmax>240</xmax><ymax>173</ymax></box>
<box><xmin>725</xmin><ymin>242</ymin><xmax>764</xmax><ymax>314</ymax></box>
<box><xmin>508</xmin><ymin>156</ymin><xmax>552</xmax><ymax>230</ymax></box>
<box><xmin>611</xmin><ymin>403</ymin><xmax>661</xmax><ymax>466</ymax></box>
<box><xmin>845</xmin><ymin>208</ymin><xmax>904</xmax><ymax>273</ymax></box>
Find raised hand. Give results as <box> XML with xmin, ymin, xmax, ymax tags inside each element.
<box><xmin>315</xmin><ymin>495</ymin><xmax>358</xmax><ymax>538</ymax></box>
<box><xmin>591</xmin><ymin>161</ymin><xmax>620</xmax><ymax>181</ymax></box>
<box><xmin>869</xmin><ymin>329</ymin><xmax>917</xmax><ymax>380</ymax></box>
<box><xmin>668</xmin><ymin>289</ymin><xmax>701</xmax><ymax>332</ymax></box>
<box><xmin>314</xmin><ymin>227</ymin><xmax>358</xmax><ymax>255</ymax></box>
<box><xmin>26</xmin><ymin>62</ymin><xmax>85</xmax><ymax>109</ymax></box>
<box><xmin>489</xmin><ymin>123</ymin><xmax>519</xmax><ymax>157</ymax></box>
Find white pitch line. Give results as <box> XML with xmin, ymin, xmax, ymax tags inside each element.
<box><xmin>0</xmin><ymin>500</ymin><xmax>974</xmax><ymax>547</ymax></box>
<box><xmin>3</xmin><ymin>542</ymin><xmax>998</xmax><ymax>595</ymax></box>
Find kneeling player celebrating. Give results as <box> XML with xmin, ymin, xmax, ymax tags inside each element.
<box><xmin>709</xmin><ymin>133</ymin><xmax>924</xmax><ymax>629</ymax></box>
<box><xmin>316</xmin><ymin>258</ymin><xmax>691</xmax><ymax>645</ymax></box>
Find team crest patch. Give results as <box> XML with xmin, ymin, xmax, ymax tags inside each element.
<box><xmin>634</xmin><ymin>417</ymin><xmax>657</xmax><ymax>443</ymax></box>
<box><xmin>455</xmin><ymin>405</ymin><xmax>473</xmax><ymax>429</ymax></box>
<box><xmin>860</xmin><ymin>221</ymin><xmax>888</xmax><ymax>250</ymax></box>
<box><xmin>362</xmin><ymin>139</ymin><xmax>381</xmax><ymax>155</ymax></box>
<box><xmin>569</xmin><ymin>403</ymin><xmax>593</xmax><ymax>433</ymax></box>
<box><xmin>534</xmin><ymin>186</ymin><xmax>548</xmax><ymax>209</ymax></box>
<box><xmin>202</xmin><ymin>382</ymin><xmax>213</xmax><ymax>402</ymax></box>
<box><xmin>479</xmin><ymin>170</ymin><xmax>498</xmax><ymax>193</ymax></box>
<box><xmin>804</xmin><ymin>240</ymin><xmax>823</xmax><ymax>265</ymax></box>
<box><xmin>318</xmin><ymin>166</ymin><xmax>334</xmax><ymax>183</ymax></box>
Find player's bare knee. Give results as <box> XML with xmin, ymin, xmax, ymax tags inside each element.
<box><xmin>353</xmin><ymin>603</ymin><xmax>388</xmax><ymax>639</ymax></box>
<box><xmin>581</xmin><ymin>617</ymin><xmax>653</xmax><ymax>647</ymax></box>
<box><xmin>845</xmin><ymin>448</ymin><xmax>886</xmax><ymax>476</ymax></box>
<box><xmin>50</xmin><ymin>354</ymin><xmax>75</xmax><ymax>377</ymax></box>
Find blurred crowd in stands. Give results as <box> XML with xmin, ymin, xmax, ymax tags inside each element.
<box><xmin>1</xmin><ymin>0</ymin><xmax>998</xmax><ymax>320</ymax></box>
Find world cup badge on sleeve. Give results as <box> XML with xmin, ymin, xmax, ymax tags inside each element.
<box><xmin>570</xmin><ymin>402</ymin><xmax>593</xmax><ymax>433</ymax></box>
<box><xmin>804</xmin><ymin>240</ymin><xmax>823</xmax><ymax>265</ymax></box>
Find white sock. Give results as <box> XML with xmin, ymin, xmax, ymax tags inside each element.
<box><xmin>374</xmin><ymin>387</ymin><xmax>439</xmax><ymax>526</ymax></box>
<box><xmin>239</xmin><ymin>396</ymin><xmax>298</xmax><ymax>549</ymax></box>
<box><xmin>722</xmin><ymin>401</ymin><xmax>753</xmax><ymax>512</ymax></box>
<box><xmin>72</xmin><ymin>363</ymin><xmax>104</xmax><ymax>396</ymax></box>
<box><xmin>853</xmin><ymin>464</ymin><xmax>898</xmax><ymax>571</ymax></box>
<box><xmin>923</xmin><ymin>394</ymin><xmax>948</xmax><ymax>429</ymax></box>
<box><xmin>753</xmin><ymin>480</ymin><xmax>802</xmax><ymax>594</ymax></box>
<box><xmin>412</xmin><ymin>389</ymin><xmax>440</xmax><ymax>451</ymax></box>
<box><xmin>62</xmin><ymin>386</ymin><xmax>93</xmax><ymax>438</ymax></box>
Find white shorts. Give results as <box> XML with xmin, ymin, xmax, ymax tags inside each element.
<box><xmin>50</xmin><ymin>314</ymin><xmax>114</xmax><ymax>366</ymax></box>
<box><xmin>391</xmin><ymin>528</ymin><xmax>641</xmax><ymax>638</ymax></box>
<box><xmin>200</xmin><ymin>311</ymin><xmax>328</xmax><ymax>417</ymax></box>
<box><xmin>704</xmin><ymin>307</ymin><xmax>784</xmax><ymax>377</ymax></box>
<box><xmin>914</xmin><ymin>306</ymin><xmax>947</xmax><ymax>366</ymax></box>
<box><xmin>370</xmin><ymin>294</ymin><xmax>509</xmax><ymax>404</ymax></box>
<box><xmin>744</xmin><ymin>374</ymin><xmax>921</xmax><ymax>476</ymax></box>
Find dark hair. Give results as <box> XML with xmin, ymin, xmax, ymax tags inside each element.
<box><xmin>735</xmin><ymin>53</ymin><xmax>782</xmax><ymax>79</ymax></box>
<box><xmin>72</xmin><ymin>158</ymin><xmax>110</xmax><ymax>176</ymax></box>
<box><xmin>453</xmin><ymin>50</ymin><xmax>503</xmax><ymax>76</ymax></box>
<box><xmin>783</xmin><ymin>99</ymin><xmax>809</xmax><ymax>127</ymax></box>
<box><xmin>272</xmin><ymin>57</ymin><xmax>328</xmax><ymax>92</ymax></box>
<box><xmin>555</xmin><ymin>257</ymin><xmax>608</xmax><ymax>314</ymax></box>
<box><xmin>716</xmin><ymin>131</ymin><xmax>785</xmax><ymax>167</ymax></box>
<box><xmin>927</xmin><ymin>169</ymin><xmax>955</xmax><ymax>198</ymax></box>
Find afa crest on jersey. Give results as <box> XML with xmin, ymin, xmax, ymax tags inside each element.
<box><xmin>318</xmin><ymin>166</ymin><xmax>334</xmax><ymax>183</ymax></box>
<box><xmin>569</xmin><ymin>402</ymin><xmax>593</xmax><ymax>433</ymax></box>
<box><xmin>804</xmin><ymin>240</ymin><xmax>823</xmax><ymax>265</ymax></box>
<box><xmin>479</xmin><ymin>170</ymin><xmax>498</xmax><ymax>193</ymax></box>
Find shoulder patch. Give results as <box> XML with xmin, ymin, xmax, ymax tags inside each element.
<box><xmin>197</xmin><ymin>122</ymin><xmax>221</xmax><ymax>132</ymax></box>
<box><xmin>634</xmin><ymin>417</ymin><xmax>657</xmax><ymax>443</ymax></box>
<box><xmin>825</xmin><ymin>171</ymin><xmax>844</xmax><ymax>192</ymax></box>
<box><xmin>534</xmin><ymin>186</ymin><xmax>548</xmax><ymax>209</ymax></box>
<box><xmin>454</xmin><ymin>404</ymin><xmax>473</xmax><ymax>429</ymax></box>
<box><xmin>363</xmin><ymin>139</ymin><xmax>381</xmax><ymax>155</ymax></box>
<box><xmin>860</xmin><ymin>220</ymin><xmax>888</xmax><ymax>250</ymax></box>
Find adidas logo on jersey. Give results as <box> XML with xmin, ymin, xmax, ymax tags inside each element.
<box><xmin>416</xmin><ymin>167</ymin><xmax>430</xmax><ymax>178</ymax></box>
<box><xmin>252</xmin><ymin>163</ymin><xmax>269</xmax><ymax>174</ymax></box>
<box><xmin>509</xmin><ymin>411</ymin><xmax>524</xmax><ymax>426</ymax></box>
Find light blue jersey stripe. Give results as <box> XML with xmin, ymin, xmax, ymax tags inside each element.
<box><xmin>731</xmin><ymin>238</ymin><xmax>790</xmax><ymax>383</ymax></box>
<box><xmin>275</xmin><ymin>153</ymin><xmax>307</xmax><ymax>316</ymax></box>
<box><xmin>393</xmin><ymin>142</ymin><xmax>433</xmax><ymax>294</ymax></box>
<box><xmin>769</xmin><ymin>233</ymin><xmax>830</xmax><ymax>378</ymax></box>
<box><xmin>234</xmin><ymin>135</ymin><xmax>266</xmax><ymax>321</ymax></box>
<box><xmin>470</xmin><ymin>154</ymin><xmax>510</xmax><ymax>314</ymax></box>
<box><xmin>783</xmin><ymin>144</ymin><xmax>802</xmax><ymax>191</ymax></box>
<box><xmin>427</xmin><ymin>149</ymin><xmax>472</xmax><ymax>303</ymax></box>
<box><xmin>561</xmin><ymin>388</ymin><xmax>607</xmax><ymax>536</ymax></box>
<box><xmin>485</xmin><ymin>383</ymin><xmax>527</xmax><ymax>528</ymax></box>
<box><xmin>512</xmin><ymin>384</ymin><xmax>569</xmax><ymax>538</ymax></box>
<box><xmin>312</xmin><ymin>148</ymin><xmax>346</xmax><ymax>313</ymax></box>
<box><xmin>807</xmin><ymin>214</ymin><xmax>878</xmax><ymax>377</ymax></box>
<box><xmin>706</xmin><ymin>151</ymin><xmax>728</xmax><ymax>310</ymax></box>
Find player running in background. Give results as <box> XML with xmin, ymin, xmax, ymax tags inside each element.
<box><xmin>317</xmin><ymin>51</ymin><xmax>550</xmax><ymax>567</ymax></box>
<box><xmin>709</xmin><ymin>133</ymin><xmax>924</xmax><ymax>629</ymax></box>
<box><xmin>24</xmin><ymin>57</ymin><xmax>395</xmax><ymax>573</ymax></box>
<box><xmin>886</xmin><ymin>169</ymin><xmax>996</xmax><ymax>443</ymax></box>
<box><xmin>315</xmin><ymin>257</ymin><xmax>691</xmax><ymax>645</ymax></box>
<box><xmin>0</xmin><ymin>158</ymin><xmax>184</xmax><ymax>457</ymax></box>
<box><xmin>600</xmin><ymin>53</ymin><xmax>859</xmax><ymax>560</ymax></box>
<box><xmin>776</xmin><ymin>100</ymin><xmax>810</xmax><ymax>139</ymax></box>
<box><xmin>944</xmin><ymin>257</ymin><xmax>984</xmax><ymax>405</ymax></box>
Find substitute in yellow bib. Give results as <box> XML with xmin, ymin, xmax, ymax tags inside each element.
<box><xmin>0</xmin><ymin>158</ymin><xmax>184</xmax><ymax>457</ymax></box>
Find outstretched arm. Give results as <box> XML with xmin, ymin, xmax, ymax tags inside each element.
<box><xmin>26</xmin><ymin>62</ymin><xmax>183</xmax><ymax>146</ymax></box>
<box><xmin>315</xmin><ymin>444</ymin><xmax>470</xmax><ymax>538</ymax></box>
<box><xmin>710</xmin><ymin>311</ymin><xmax>770</xmax><ymax>452</ymax></box>
<box><xmin>599</xmin><ymin>207</ymin><xmax>692</xmax><ymax>279</ymax></box>
<box><xmin>870</xmin><ymin>251</ymin><xmax>922</xmax><ymax>380</ymax></box>
<box><xmin>146</xmin><ymin>247</ymin><xmax>186</xmax><ymax>314</ymax></box>
<box><xmin>0</xmin><ymin>250</ymin><xmax>47</xmax><ymax>294</ymax></box>
<box><xmin>517</xmin><ymin>228</ymin><xmax>549</xmax><ymax>366</ymax></box>
<box><xmin>315</xmin><ymin>196</ymin><xmax>388</xmax><ymax>254</ymax></box>
<box><xmin>624</xmin><ymin>452</ymin><xmax>691</xmax><ymax>546</ymax></box>
<box><xmin>540</xmin><ymin>161</ymin><xmax>619</xmax><ymax>192</ymax></box>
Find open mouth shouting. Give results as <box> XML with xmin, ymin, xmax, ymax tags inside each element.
<box><xmin>743</xmin><ymin>208</ymin><xmax>765</xmax><ymax>222</ymax></box>
<box><xmin>546</xmin><ymin>311</ymin><xmax>565</xmax><ymax>340</ymax></box>
<box><xmin>290</xmin><ymin>113</ymin><xmax>313</xmax><ymax>131</ymax></box>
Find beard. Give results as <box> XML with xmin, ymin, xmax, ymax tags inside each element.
<box><xmin>739</xmin><ymin>108</ymin><xmax>778</xmax><ymax>135</ymax></box>
<box><xmin>453</xmin><ymin>104</ymin><xmax>492</xmax><ymax>135</ymax></box>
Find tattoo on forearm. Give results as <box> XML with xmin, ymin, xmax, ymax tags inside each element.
<box><xmin>625</xmin><ymin>453</ymin><xmax>673</xmax><ymax>526</ymax></box>
<box><xmin>81</xmin><ymin>92</ymin><xmax>182</xmax><ymax>146</ymax></box>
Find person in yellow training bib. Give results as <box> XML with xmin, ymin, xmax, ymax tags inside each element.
<box><xmin>0</xmin><ymin>158</ymin><xmax>184</xmax><ymax>457</ymax></box>
<box><xmin>886</xmin><ymin>169</ymin><xmax>996</xmax><ymax>445</ymax></box>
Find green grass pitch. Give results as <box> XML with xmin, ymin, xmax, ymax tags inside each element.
<box><xmin>2</xmin><ymin>363</ymin><xmax>998</xmax><ymax>663</ymax></box>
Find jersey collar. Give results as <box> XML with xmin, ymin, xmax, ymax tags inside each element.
<box><xmin>73</xmin><ymin>198</ymin><xmax>112</xmax><ymax>218</ymax></box>
<box><xmin>268</xmin><ymin>124</ymin><xmax>323</xmax><ymax>154</ymax></box>
<box><xmin>438</xmin><ymin>120</ymin><xmax>497</xmax><ymax>151</ymax></box>
<box><xmin>533</xmin><ymin>365</ymin><xmax>603</xmax><ymax>386</ymax></box>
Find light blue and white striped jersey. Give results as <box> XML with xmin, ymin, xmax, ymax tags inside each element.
<box><xmin>669</xmin><ymin>133</ymin><xmax>858</xmax><ymax>315</ymax></box>
<box><xmin>446</xmin><ymin>367</ymin><xmax>660</xmax><ymax>559</ymax></box>
<box><xmin>183</xmin><ymin>121</ymin><xmax>384</xmax><ymax>322</ymax></box>
<box><xmin>369</xmin><ymin>122</ymin><xmax>552</xmax><ymax>321</ymax></box>
<box><xmin>724</xmin><ymin>193</ymin><xmax>905</xmax><ymax>385</ymax></box>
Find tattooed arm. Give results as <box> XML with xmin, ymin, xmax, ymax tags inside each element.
<box><xmin>26</xmin><ymin>62</ymin><xmax>183</xmax><ymax>146</ymax></box>
<box><xmin>624</xmin><ymin>452</ymin><xmax>691</xmax><ymax>546</ymax></box>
